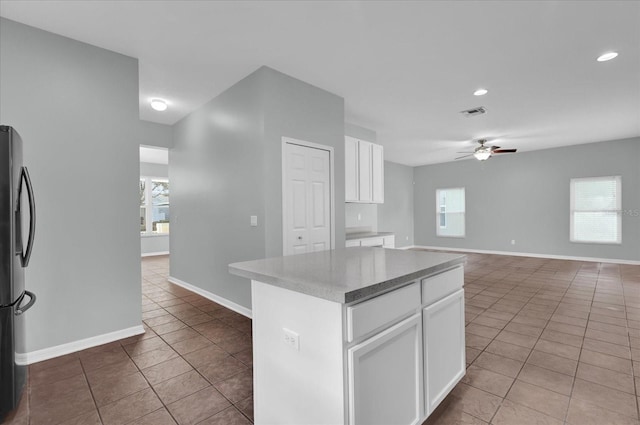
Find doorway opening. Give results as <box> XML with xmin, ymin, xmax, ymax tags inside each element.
<box><xmin>140</xmin><ymin>145</ymin><xmax>170</xmax><ymax>257</ymax></box>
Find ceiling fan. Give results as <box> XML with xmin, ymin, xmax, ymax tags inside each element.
<box><xmin>455</xmin><ymin>139</ymin><xmax>517</xmax><ymax>161</ymax></box>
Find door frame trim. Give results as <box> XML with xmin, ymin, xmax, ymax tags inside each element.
<box><xmin>281</xmin><ymin>137</ymin><xmax>335</xmax><ymax>256</ymax></box>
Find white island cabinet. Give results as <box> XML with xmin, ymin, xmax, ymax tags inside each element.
<box><xmin>346</xmin><ymin>232</ymin><xmax>395</xmax><ymax>248</ymax></box>
<box><xmin>229</xmin><ymin>248</ymin><xmax>465</xmax><ymax>425</ymax></box>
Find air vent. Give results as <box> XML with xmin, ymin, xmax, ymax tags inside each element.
<box><xmin>460</xmin><ymin>106</ymin><xmax>487</xmax><ymax>117</ymax></box>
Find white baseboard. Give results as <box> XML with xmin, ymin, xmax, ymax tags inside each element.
<box><xmin>411</xmin><ymin>245</ymin><xmax>640</xmax><ymax>265</ymax></box>
<box><xmin>141</xmin><ymin>251</ymin><xmax>170</xmax><ymax>257</ymax></box>
<box><xmin>19</xmin><ymin>325</ymin><xmax>145</xmax><ymax>365</ymax></box>
<box><xmin>168</xmin><ymin>276</ymin><xmax>252</xmax><ymax>319</ymax></box>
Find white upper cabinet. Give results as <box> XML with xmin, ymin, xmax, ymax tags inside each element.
<box><xmin>371</xmin><ymin>143</ymin><xmax>384</xmax><ymax>203</ymax></box>
<box><xmin>358</xmin><ymin>140</ymin><xmax>373</xmax><ymax>202</ymax></box>
<box><xmin>345</xmin><ymin>137</ymin><xmax>359</xmax><ymax>202</ymax></box>
<box><xmin>345</xmin><ymin>136</ymin><xmax>384</xmax><ymax>204</ymax></box>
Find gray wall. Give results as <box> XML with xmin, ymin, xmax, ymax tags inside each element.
<box><xmin>345</xmin><ymin>203</ymin><xmax>378</xmax><ymax>232</ymax></box>
<box><xmin>141</xmin><ymin>235</ymin><xmax>170</xmax><ymax>256</ymax></box>
<box><xmin>414</xmin><ymin>138</ymin><xmax>640</xmax><ymax>261</ymax></box>
<box><xmin>137</xmin><ymin>121</ymin><xmax>173</xmax><ymax>149</ymax></box>
<box><xmin>378</xmin><ymin>161</ymin><xmax>415</xmax><ymax>248</ymax></box>
<box><xmin>170</xmin><ymin>70</ymin><xmax>264</xmax><ymax>309</ymax></box>
<box><xmin>261</xmin><ymin>67</ymin><xmax>346</xmax><ymax>257</ymax></box>
<box><xmin>140</xmin><ymin>162</ymin><xmax>169</xmax><ymax>178</ymax></box>
<box><xmin>170</xmin><ymin>66</ymin><xmax>345</xmax><ymax>310</ymax></box>
<box><xmin>345</xmin><ymin>122</ymin><xmax>377</xmax><ymax>142</ymax></box>
<box><xmin>0</xmin><ymin>18</ymin><xmax>144</xmax><ymax>351</ymax></box>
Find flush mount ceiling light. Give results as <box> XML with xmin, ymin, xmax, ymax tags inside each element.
<box><xmin>473</xmin><ymin>88</ymin><xmax>488</xmax><ymax>96</ymax></box>
<box><xmin>150</xmin><ymin>98</ymin><xmax>168</xmax><ymax>111</ymax></box>
<box><xmin>597</xmin><ymin>52</ymin><xmax>618</xmax><ymax>62</ymax></box>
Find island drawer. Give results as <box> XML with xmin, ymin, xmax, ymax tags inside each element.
<box><xmin>421</xmin><ymin>266</ymin><xmax>463</xmax><ymax>306</ymax></box>
<box><xmin>347</xmin><ymin>282</ymin><xmax>420</xmax><ymax>342</ymax></box>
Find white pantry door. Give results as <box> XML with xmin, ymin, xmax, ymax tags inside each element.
<box><xmin>283</xmin><ymin>141</ymin><xmax>332</xmax><ymax>256</ymax></box>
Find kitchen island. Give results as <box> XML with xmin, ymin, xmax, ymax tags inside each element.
<box><xmin>229</xmin><ymin>247</ymin><xmax>466</xmax><ymax>425</ymax></box>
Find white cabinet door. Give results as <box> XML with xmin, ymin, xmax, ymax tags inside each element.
<box><xmin>383</xmin><ymin>235</ymin><xmax>395</xmax><ymax>248</ymax></box>
<box><xmin>345</xmin><ymin>138</ymin><xmax>384</xmax><ymax>204</ymax></box>
<box><xmin>423</xmin><ymin>289</ymin><xmax>465</xmax><ymax>415</ymax></box>
<box><xmin>345</xmin><ymin>136</ymin><xmax>359</xmax><ymax>202</ymax></box>
<box><xmin>348</xmin><ymin>314</ymin><xmax>423</xmax><ymax>425</ymax></box>
<box><xmin>358</xmin><ymin>140</ymin><xmax>372</xmax><ymax>202</ymax></box>
<box><xmin>371</xmin><ymin>143</ymin><xmax>384</xmax><ymax>203</ymax></box>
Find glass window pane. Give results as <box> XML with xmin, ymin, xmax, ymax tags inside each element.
<box><xmin>571</xmin><ymin>176</ymin><xmax>621</xmax><ymax>243</ymax></box>
<box><xmin>140</xmin><ymin>179</ymin><xmax>146</xmax><ymax>206</ymax></box>
<box><xmin>152</xmin><ymin>205</ymin><xmax>170</xmax><ymax>234</ymax></box>
<box><xmin>573</xmin><ymin>212</ymin><xmax>619</xmax><ymax>243</ymax></box>
<box><xmin>574</xmin><ymin>179</ymin><xmax>619</xmax><ymax>211</ymax></box>
<box><xmin>140</xmin><ymin>207</ymin><xmax>146</xmax><ymax>233</ymax></box>
<box><xmin>151</xmin><ymin>181</ymin><xmax>169</xmax><ymax>206</ymax></box>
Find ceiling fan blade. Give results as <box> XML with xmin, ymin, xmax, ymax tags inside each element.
<box><xmin>493</xmin><ymin>149</ymin><xmax>517</xmax><ymax>153</ymax></box>
<box><xmin>490</xmin><ymin>145</ymin><xmax>501</xmax><ymax>151</ymax></box>
<box><xmin>456</xmin><ymin>151</ymin><xmax>474</xmax><ymax>154</ymax></box>
<box><xmin>455</xmin><ymin>154</ymin><xmax>474</xmax><ymax>160</ymax></box>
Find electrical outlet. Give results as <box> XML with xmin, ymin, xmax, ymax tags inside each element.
<box><xmin>511</xmin><ymin>239</ymin><xmax>516</xmax><ymax>245</ymax></box>
<box><xmin>283</xmin><ymin>328</ymin><xmax>300</xmax><ymax>351</ymax></box>
<box><xmin>250</xmin><ymin>215</ymin><xmax>258</xmax><ymax>227</ymax></box>
<box><xmin>357</xmin><ymin>213</ymin><xmax>362</xmax><ymax>221</ymax></box>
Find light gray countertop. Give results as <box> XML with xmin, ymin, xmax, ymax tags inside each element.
<box><xmin>229</xmin><ymin>248</ymin><xmax>465</xmax><ymax>304</ymax></box>
<box><xmin>345</xmin><ymin>231</ymin><xmax>394</xmax><ymax>240</ymax></box>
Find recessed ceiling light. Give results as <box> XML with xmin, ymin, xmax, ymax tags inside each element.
<box><xmin>150</xmin><ymin>99</ymin><xmax>168</xmax><ymax>111</ymax></box>
<box><xmin>597</xmin><ymin>52</ymin><xmax>618</xmax><ymax>62</ymax></box>
<box><xmin>473</xmin><ymin>89</ymin><xmax>488</xmax><ymax>96</ymax></box>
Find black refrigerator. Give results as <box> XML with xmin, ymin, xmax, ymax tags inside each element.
<box><xmin>0</xmin><ymin>125</ymin><xmax>36</xmax><ymax>421</ymax></box>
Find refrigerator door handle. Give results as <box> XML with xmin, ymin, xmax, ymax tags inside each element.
<box><xmin>20</xmin><ymin>167</ymin><xmax>36</xmax><ymax>267</ymax></box>
<box><xmin>15</xmin><ymin>290</ymin><xmax>36</xmax><ymax>316</ymax></box>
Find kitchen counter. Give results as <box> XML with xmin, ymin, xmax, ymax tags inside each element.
<box><xmin>229</xmin><ymin>247</ymin><xmax>467</xmax><ymax>424</ymax></box>
<box><xmin>229</xmin><ymin>247</ymin><xmax>465</xmax><ymax>304</ymax></box>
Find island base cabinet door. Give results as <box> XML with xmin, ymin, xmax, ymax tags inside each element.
<box><xmin>423</xmin><ymin>289</ymin><xmax>466</xmax><ymax>415</ymax></box>
<box><xmin>348</xmin><ymin>314</ymin><xmax>423</xmax><ymax>425</ymax></box>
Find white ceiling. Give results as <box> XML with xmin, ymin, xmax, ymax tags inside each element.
<box><xmin>1</xmin><ymin>1</ymin><xmax>638</xmax><ymax>166</ymax></box>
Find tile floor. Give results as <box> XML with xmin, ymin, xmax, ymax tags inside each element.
<box><xmin>424</xmin><ymin>250</ymin><xmax>640</xmax><ymax>425</ymax></box>
<box><xmin>4</xmin><ymin>251</ymin><xmax>640</xmax><ymax>424</ymax></box>
<box><xmin>5</xmin><ymin>255</ymin><xmax>253</xmax><ymax>425</ymax></box>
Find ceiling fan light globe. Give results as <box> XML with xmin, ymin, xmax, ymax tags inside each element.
<box><xmin>474</xmin><ymin>151</ymin><xmax>491</xmax><ymax>161</ymax></box>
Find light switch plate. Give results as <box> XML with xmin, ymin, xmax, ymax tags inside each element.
<box><xmin>250</xmin><ymin>215</ymin><xmax>258</xmax><ymax>227</ymax></box>
<box><xmin>283</xmin><ymin>328</ymin><xmax>300</xmax><ymax>351</ymax></box>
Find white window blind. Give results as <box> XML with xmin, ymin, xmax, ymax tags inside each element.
<box><xmin>436</xmin><ymin>188</ymin><xmax>465</xmax><ymax>237</ymax></box>
<box><xmin>570</xmin><ymin>176</ymin><xmax>621</xmax><ymax>244</ymax></box>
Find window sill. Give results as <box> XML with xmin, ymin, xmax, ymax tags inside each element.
<box><xmin>141</xmin><ymin>233</ymin><xmax>170</xmax><ymax>238</ymax></box>
<box><xmin>570</xmin><ymin>240</ymin><xmax>621</xmax><ymax>245</ymax></box>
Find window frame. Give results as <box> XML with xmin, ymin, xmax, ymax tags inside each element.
<box><xmin>570</xmin><ymin>175</ymin><xmax>621</xmax><ymax>245</ymax></box>
<box><xmin>140</xmin><ymin>176</ymin><xmax>170</xmax><ymax>236</ymax></box>
<box><xmin>436</xmin><ymin>187</ymin><xmax>465</xmax><ymax>238</ymax></box>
